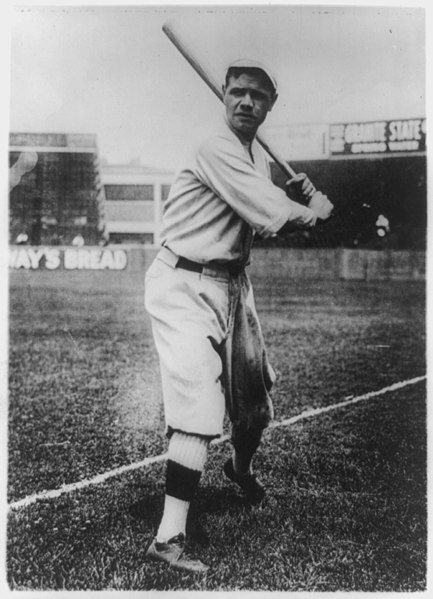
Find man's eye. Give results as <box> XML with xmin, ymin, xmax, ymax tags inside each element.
<box><xmin>251</xmin><ymin>92</ymin><xmax>266</xmax><ymax>101</ymax></box>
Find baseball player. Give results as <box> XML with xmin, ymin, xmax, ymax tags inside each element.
<box><xmin>145</xmin><ymin>58</ymin><xmax>333</xmax><ymax>572</ymax></box>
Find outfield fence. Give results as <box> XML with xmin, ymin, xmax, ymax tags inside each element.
<box><xmin>250</xmin><ymin>248</ymin><xmax>425</xmax><ymax>281</ymax></box>
<box><xmin>9</xmin><ymin>245</ymin><xmax>425</xmax><ymax>281</ymax></box>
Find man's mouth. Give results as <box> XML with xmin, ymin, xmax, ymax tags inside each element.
<box><xmin>235</xmin><ymin>113</ymin><xmax>255</xmax><ymax>121</ymax></box>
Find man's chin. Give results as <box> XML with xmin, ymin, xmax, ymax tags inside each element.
<box><xmin>231</xmin><ymin>118</ymin><xmax>258</xmax><ymax>137</ymax></box>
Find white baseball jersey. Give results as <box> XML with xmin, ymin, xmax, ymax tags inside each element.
<box><xmin>161</xmin><ymin>115</ymin><xmax>316</xmax><ymax>266</ymax></box>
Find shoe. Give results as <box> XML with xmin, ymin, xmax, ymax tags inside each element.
<box><xmin>146</xmin><ymin>533</ymin><xmax>209</xmax><ymax>573</ymax></box>
<box><xmin>223</xmin><ymin>458</ymin><xmax>266</xmax><ymax>505</ymax></box>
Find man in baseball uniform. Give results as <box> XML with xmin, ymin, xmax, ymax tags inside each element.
<box><xmin>145</xmin><ymin>59</ymin><xmax>333</xmax><ymax>572</ymax></box>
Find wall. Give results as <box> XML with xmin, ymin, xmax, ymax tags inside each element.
<box><xmin>9</xmin><ymin>246</ymin><xmax>425</xmax><ymax>281</ymax></box>
<box><xmin>249</xmin><ymin>248</ymin><xmax>425</xmax><ymax>281</ymax></box>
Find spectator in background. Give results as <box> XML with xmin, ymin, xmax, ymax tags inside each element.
<box><xmin>72</xmin><ymin>234</ymin><xmax>85</xmax><ymax>247</ymax></box>
<box><xmin>16</xmin><ymin>233</ymin><xmax>29</xmax><ymax>245</ymax></box>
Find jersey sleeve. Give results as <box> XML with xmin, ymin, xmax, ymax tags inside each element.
<box><xmin>195</xmin><ymin>134</ymin><xmax>316</xmax><ymax>237</ymax></box>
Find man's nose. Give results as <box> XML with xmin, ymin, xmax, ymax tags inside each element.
<box><xmin>240</xmin><ymin>93</ymin><xmax>254</xmax><ymax>108</ymax></box>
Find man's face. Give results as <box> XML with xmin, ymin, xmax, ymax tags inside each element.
<box><xmin>222</xmin><ymin>71</ymin><xmax>277</xmax><ymax>142</ymax></box>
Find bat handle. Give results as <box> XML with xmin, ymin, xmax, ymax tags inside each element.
<box><xmin>256</xmin><ymin>133</ymin><xmax>297</xmax><ymax>179</ymax></box>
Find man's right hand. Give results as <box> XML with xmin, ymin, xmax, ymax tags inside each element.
<box><xmin>308</xmin><ymin>191</ymin><xmax>334</xmax><ymax>222</ymax></box>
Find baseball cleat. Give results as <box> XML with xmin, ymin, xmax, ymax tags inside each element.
<box><xmin>146</xmin><ymin>533</ymin><xmax>209</xmax><ymax>573</ymax></box>
<box><xmin>223</xmin><ymin>458</ymin><xmax>266</xmax><ymax>505</ymax></box>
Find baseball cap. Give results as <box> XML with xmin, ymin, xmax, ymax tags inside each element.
<box><xmin>225</xmin><ymin>58</ymin><xmax>278</xmax><ymax>94</ymax></box>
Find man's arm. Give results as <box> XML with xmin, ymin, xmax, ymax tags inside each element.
<box><xmin>196</xmin><ymin>136</ymin><xmax>318</xmax><ymax>238</ymax></box>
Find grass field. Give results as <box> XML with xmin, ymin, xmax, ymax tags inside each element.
<box><xmin>6</xmin><ymin>266</ymin><xmax>427</xmax><ymax>591</ymax></box>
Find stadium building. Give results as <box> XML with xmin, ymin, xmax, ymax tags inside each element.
<box><xmin>9</xmin><ymin>132</ymin><xmax>106</xmax><ymax>246</ymax></box>
<box><xmin>101</xmin><ymin>162</ymin><xmax>173</xmax><ymax>246</ymax></box>
<box><xmin>8</xmin><ymin>133</ymin><xmax>174</xmax><ymax>248</ymax></box>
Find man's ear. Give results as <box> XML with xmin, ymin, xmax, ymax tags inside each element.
<box><xmin>269</xmin><ymin>93</ymin><xmax>278</xmax><ymax>111</ymax></box>
<box><xmin>222</xmin><ymin>85</ymin><xmax>228</xmax><ymax>105</ymax></box>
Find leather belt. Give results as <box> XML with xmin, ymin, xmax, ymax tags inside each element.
<box><xmin>176</xmin><ymin>256</ymin><xmax>244</xmax><ymax>276</ymax></box>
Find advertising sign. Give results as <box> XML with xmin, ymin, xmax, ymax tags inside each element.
<box><xmin>330</xmin><ymin>118</ymin><xmax>426</xmax><ymax>155</ymax></box>
<box><xmin>9</xmin><ymin>247</ymin><xmax>128</xmax><ymax>271</ymax></box>
<box><xmin>264</xmin><ymin>123</ymin><xmax>329</xmax><ymax>160</ymax></box>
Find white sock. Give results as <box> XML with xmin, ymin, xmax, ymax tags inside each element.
<box><xmin>156</xmin><ymin>495</ymin><xmax>190</xmax><ymax>542</ymax></box>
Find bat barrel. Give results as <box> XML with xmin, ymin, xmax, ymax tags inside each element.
<box><xmin>162</xmin><ymin>20</ymin><xmax>297</xmax><ymax>180</ymax></box>
<box><xmin>162</xmin><ymin>22</ymin><xmax>223</xmax><ymax>101</ymax></box>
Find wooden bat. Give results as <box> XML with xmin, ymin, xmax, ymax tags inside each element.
<box><xmin>162</xmin><ymin>20</ymin><xmax>297</xmax><ymax>179</ymax></box>
<box><xmin>161</xmin><ymin>22</ymin><xmax>377</xmax><ymax>244</ymax></box>
<box><xmin>161</xmin><ymin>22</ymin><xmax>363</xmax><ymax>244</ymax></box>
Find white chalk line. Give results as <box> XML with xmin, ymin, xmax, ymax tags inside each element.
<box><xmin>8</xmin><ymin>375</ymin><xmax>426</xmax><ymax>512</ymax></box>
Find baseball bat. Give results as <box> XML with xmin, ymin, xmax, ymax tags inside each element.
<box><xmin>162</xmin><ymin>20</ymin><xmax>297</xmax><ymax>179</ymax></box>
<box><xmin>161</xmin><ymin>20</ymin><xmax>363</xmax><ymax>240</ymax></box>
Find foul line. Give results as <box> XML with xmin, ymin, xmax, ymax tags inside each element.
<box><xmin>8</xmin><ymin>375</ymin><xmax>426</xmax><ymax>512</ymax></box>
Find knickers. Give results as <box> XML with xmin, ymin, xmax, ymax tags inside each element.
<box><xmin>144</xmin><ymin>246</ymin><xmax>275</xmax><ymax>439</ymax></box>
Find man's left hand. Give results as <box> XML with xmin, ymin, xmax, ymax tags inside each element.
<box><xmin>285</xmin><ymin>173</ymin><xmax>316</xmax><ymax>204</ymax></box>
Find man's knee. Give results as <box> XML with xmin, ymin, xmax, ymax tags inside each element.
<box><xmin>240</xmin><ymin>402</ymin><xmax>272</xmax><ymax>433</ymax></box>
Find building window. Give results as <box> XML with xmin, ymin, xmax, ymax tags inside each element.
<box><xmin>104</xmin><ymin>184</ymin><xmax>154</xmax><ymax>202</ymax></box>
